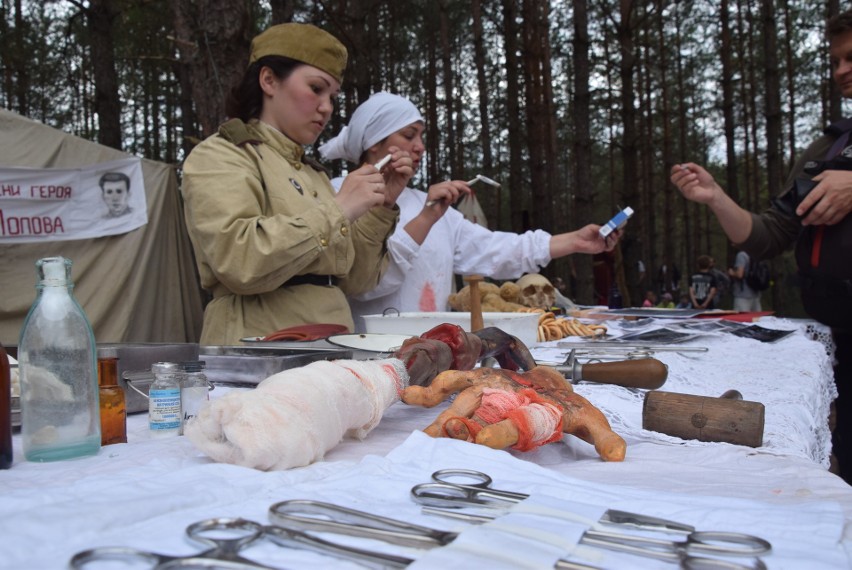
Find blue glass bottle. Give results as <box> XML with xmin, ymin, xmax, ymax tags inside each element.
<box><xmin>18</xmin><ymin>257</ymin><xmax>101</xmax><ymax>461</ymax></box>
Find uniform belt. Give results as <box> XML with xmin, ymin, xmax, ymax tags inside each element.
<box><xmin>283</xmin><ymin>274</ymin><xmax>338</xmax><ymax>288</ymax></box>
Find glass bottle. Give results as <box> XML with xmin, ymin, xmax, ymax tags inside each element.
<box><xmin>18</xmin><ymin>256</ymin><xmax>101</xmax><ymax>462</ymax></box>
<box><xmin>180</xmin><ymin>361</ymin><xmax>209</xmax><ymax>435</ymax></box>
<box><xmin>97</xmin><ymin>347</ymin><xmax>127</xmax><ymax>445</ymax></box>
<box><xmin>149</xmin><ymin>362</ymin><xmax>181</xmax><ymax>438</ymax></box>
<box><xmin>1</xmin><ymin>343</ymin><xmax>12</xmax><ymax>469</ymax></box>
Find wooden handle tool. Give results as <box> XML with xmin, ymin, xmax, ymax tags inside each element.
<box><xmin>556</xmin><ymin>358</ymin><xmax>668</xmax><ymax>389</ymax></box>
<box><xmin>464</xmin><ymin>275</ymin><xmax>485</xmax><ymax>332</ymax></box>
<box><xmin>642</xmin><ymin>390</ymin><xmax>764</xmax><ymax>448</ymax></box>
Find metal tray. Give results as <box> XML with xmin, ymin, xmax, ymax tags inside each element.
<box><xmin>101</xmin><ymin>343</ymin><xmax>200</xmax><ymax>414</ymax></box>
<box><xmin>199</xmin><ymin>345</ymin><xmax>352</xmax><ymax>386</ymax></box>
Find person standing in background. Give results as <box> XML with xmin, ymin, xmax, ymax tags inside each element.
<box><xmin>688</xmin><ymin>255</ymin><xmax>718</xmax><ymax>311</ymax></box>
<box><xmin>729</xmin><ymin>251</ymin><xmax>762</xmax><ymax>312</ymax></box>
<box><xmin>709</xmin><ymin>257</ymin><xmax>731</xmax><ymax>309</ymax></box>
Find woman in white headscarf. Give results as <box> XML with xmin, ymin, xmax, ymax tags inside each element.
<box><xmin>320</xmin><ymin>92</ymin><xmax>618</xmax><ymax>331</ymax></box>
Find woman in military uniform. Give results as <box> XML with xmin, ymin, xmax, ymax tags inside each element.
<box><xmin>182</xmin><ymin>23</ymin><xmax>412</xmax><ymax>344</ymax></box>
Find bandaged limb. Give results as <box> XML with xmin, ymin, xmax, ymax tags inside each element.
<box><xmin>184</xmin><ymin>359</ymin><xmax>408</xmax><ymax>471</ymax></box>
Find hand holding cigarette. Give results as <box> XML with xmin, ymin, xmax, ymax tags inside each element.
<box><xmin>425</xmin><ymin>174</ymin><xmax>500</xmax><ymax>207</ymax></box>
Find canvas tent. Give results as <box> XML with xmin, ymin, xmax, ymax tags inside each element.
<box><xmin>0</xmin><ymin>108</ymin><xmax>204</xmax><ymax>346</ymax></box>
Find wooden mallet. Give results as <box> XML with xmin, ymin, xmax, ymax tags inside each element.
<box><xmin>464</xmin><ymin>274</ymin><xmax>485</xmax><ymax>332</ymax></box>
<box><xmin>642</xmin><ymin>389</ymin><xmax>765</xmax><ymax>448</ymax></box>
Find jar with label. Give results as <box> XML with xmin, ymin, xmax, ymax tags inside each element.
<box><xmin>148</xmin><ymin>362</ymin><xmax>181</xmax><ymax>438</ymax></box>
<box><xmin>97</xmin><ymin>347</ymin><xmax>127</xmax><ymax>445</ymax></box>
<box><xmin>18</xmin><ymin>256</ymin><xmax>101</xmax><ymax>462</ymax></box>
<box><xmin>180</xmin><ymin>361</ymin><xmax>209</xmax><ymax>434</ymax></box>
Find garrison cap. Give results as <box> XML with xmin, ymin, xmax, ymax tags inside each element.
<box><xmin>249</xmin><ymin>23</ymin><xmax>347</xmax><ymax>84</ymax></box>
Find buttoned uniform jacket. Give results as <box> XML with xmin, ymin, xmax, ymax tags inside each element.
<box><xmin>182</xmin><ymin>119</ymin><xmax>397</xmax><ymax>345</ymax></box>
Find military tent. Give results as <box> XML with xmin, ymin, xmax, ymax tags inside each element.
<box><xmin>0</xmin><ymin>108</ymin><xmax>204</xmax><ymax>346</ymax></box>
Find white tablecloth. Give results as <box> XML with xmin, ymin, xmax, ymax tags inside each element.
<box><xmin>2</xmin><ymin>317</ymin><xmax>851</xmax><ymax>569</ymax></box>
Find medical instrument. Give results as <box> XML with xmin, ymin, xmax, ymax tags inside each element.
<box><xmin>427</xmin><ymin>507</ymin><xmax>769</xmax><ymax>570</ymax></box>
<box><xmin>553</xmin><ymin>353</ymin><xmax>668</xmax><ymax>389</ymax></box>
<box><xmin>70</xmin><ymin>514</ymin><xmax>415</xmax><ymax>570</ymax></box>
<box><xmin>558</xmin><ymin>340</ymin><xmax>709</xmax><ymax>354</ymax></box>
<box><xmin>269</xmin><ymin>499</ymin><xmax>602</xmax><ymax>570</ymax></box>
<box><xmin>373</xmin><ymin>153</ymin><xmax>393</xmax><ymax>171</ymax></box>
<box><xmin>411</xmin><ymin>469</ymin><xmax>694</xmax><ymax>533</ymax></box>
<box><xmin>643</xmin><ymin>389</ymin><xmax>765</xmax><ymax>448</ymax></box>
<box><xmin>425</xmin><ymin>173</ymin><xmax>501</xmax><ymax>206</ymax></box>
<box><xmin>413</xmin><ymin>470</ymin><xmax>771</xmax><ymax>570</ymax></box>
<box><xmin>70</xmin><ymin>518</ymin><xmax>275</xmax><ymax>569</ymax></box>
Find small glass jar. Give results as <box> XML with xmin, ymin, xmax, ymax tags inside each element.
<box><xmin>97</xmin><ymin>347</ymin><xmax>127</xmax><ymax>445</ymax></box>
<box><xmin>180</xmin><ymin>361</ymin><xmax>209</xmax><ymax>434</ymax></box>
<box><xmin>148</xmin><ymin>362</ymin><xmax>181</xmax><ymax>438</ymax></box>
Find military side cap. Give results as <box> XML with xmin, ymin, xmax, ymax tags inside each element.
<box><xmin>249</xmin><ymin>23</ymin><xmax>347</xmax><ymax>84</ymax></box>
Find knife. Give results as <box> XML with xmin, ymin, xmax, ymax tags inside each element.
<box><xmin>555</xmin><ymin>357</ymin><xmax>668</xmax><ymax>390</ymax></box>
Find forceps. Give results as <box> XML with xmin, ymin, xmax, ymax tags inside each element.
<box><xmin>69</xmin><ymin>515</ymin><xmax>412</xmax><ymax>570</ymax></box>
<box><xmin>69</xmin><ymin>518</ymin><xmax>276</xmax><ymax>569</ymax></box>
<box><xmin>411</xmin><ymin>469</ymin><xmax>695</xmax><ymax>533</ymax></box>
<box><xmin>269</xmin><ymin>499</ymin><xmax>601</xmax><ymax>570</ymax></box>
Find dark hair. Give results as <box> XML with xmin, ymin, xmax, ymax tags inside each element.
<box><xmin>99</xmin><ymin>171</ymin><xmax>130</xmax><ymax>192</ymax></box>
<box><xmin>827</xmin><ymin>9</ymin><xmax>852</xmax><ymax>40</ymax></box>
<box><xmin>225</xmin><ymin>56</ymin><xmax>302</xmax><ymax>122</ymax></box>
<box><xmin>697</xmin><ymin>255</ymin><xmax>713</xmax><ymax>270</ymax></box>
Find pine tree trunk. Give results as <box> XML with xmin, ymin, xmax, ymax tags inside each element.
<box><xmin>87</xmin><ymin>0</ymin><xmax>122</xmax><ymax>150</ymax></box>
<box><xmin>572</xmin><ymin>0</ymin><xmax>594</xmax><ymax>304</ymax></box>
<box><xmin>171</xmin><ymin>0</ymin><xmax>253</xmax><ymax>138</ymax></box>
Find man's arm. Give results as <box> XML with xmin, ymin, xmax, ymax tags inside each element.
<box><xmin>670</xmin><ymin>163</ymin><xmax>754</xmax><ymax>244</ymax></box>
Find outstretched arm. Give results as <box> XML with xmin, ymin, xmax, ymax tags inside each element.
<box><xmin>549</xmin><ymin>224</ymin><xmax>620</xmax><ymax>258</ymax></box>
<box><xmin>670</xmin><ymin>163</ymin><xmax>753</xmax><ymax>244</ymax></box>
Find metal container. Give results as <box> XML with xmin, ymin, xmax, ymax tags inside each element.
<box><xmin>98</xmin><ymin>343</ymin><xmax>200</xmax><ymax>414</ymax></box>
<box><xmin>362</xmin><ymin>311</ymin><xmax>540</xmax><ymax>347</ymax></box>
<box><xmin>199</xmin><ymin>345</ymin><xmax>352</xmax><ymax>386</ymax></box>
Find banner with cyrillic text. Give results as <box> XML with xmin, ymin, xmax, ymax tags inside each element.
<box><xmin>0</xmin><ymin>157</ymin><xmax>147</xmax><ymax>243</ymax></box>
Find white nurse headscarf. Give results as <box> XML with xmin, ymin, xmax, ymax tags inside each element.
<box><xmin>319</xmin><ymin>92</ymin><xmax>424</xmax><ymax>163</ymax></box>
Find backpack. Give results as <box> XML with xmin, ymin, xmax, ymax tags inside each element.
<box><xmin>745</xmin><ymin>259</ymin><xmax>771</xmax><ymax>291</ymax></box>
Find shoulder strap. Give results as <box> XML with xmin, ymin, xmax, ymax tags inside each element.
<box><xmin>218</xmin><ymin>118</ymin><xmax>263</xmax><ymax>147</ymax></box>
<box><xmin>824</xmin><ymin>117</ymin><xmax>852</xmax><ymax>137</ymax></box>
<box><xmin>824</xmin><ymin>117</ymin><xmax>852</xmax><ymax>159</ymax></box>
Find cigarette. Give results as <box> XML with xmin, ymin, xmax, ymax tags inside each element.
<box><xmin>474</xmin><ymin>174</ymin><xmax>501</xmax><ymax>187</ymax></box>
<box><xmin>373</xmin><ymin>154</ymin><xmax>392</xmax><ymax>171</ymax></box>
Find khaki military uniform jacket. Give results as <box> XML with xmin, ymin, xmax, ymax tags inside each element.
<box><xmin>182</xmin><ymin>119</ymin><xmax>397</xmax><ymax>345</ymax></box>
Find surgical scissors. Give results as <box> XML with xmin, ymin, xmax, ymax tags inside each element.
<box><xmin>411</xmin><ymin>469</ymin><xmax>696</xmax><ymax>533</ymax></box>
<box><xmin>69</xmin><ymin>517</ymin><xmax>276</xmax><ymax>569</ymax></box>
